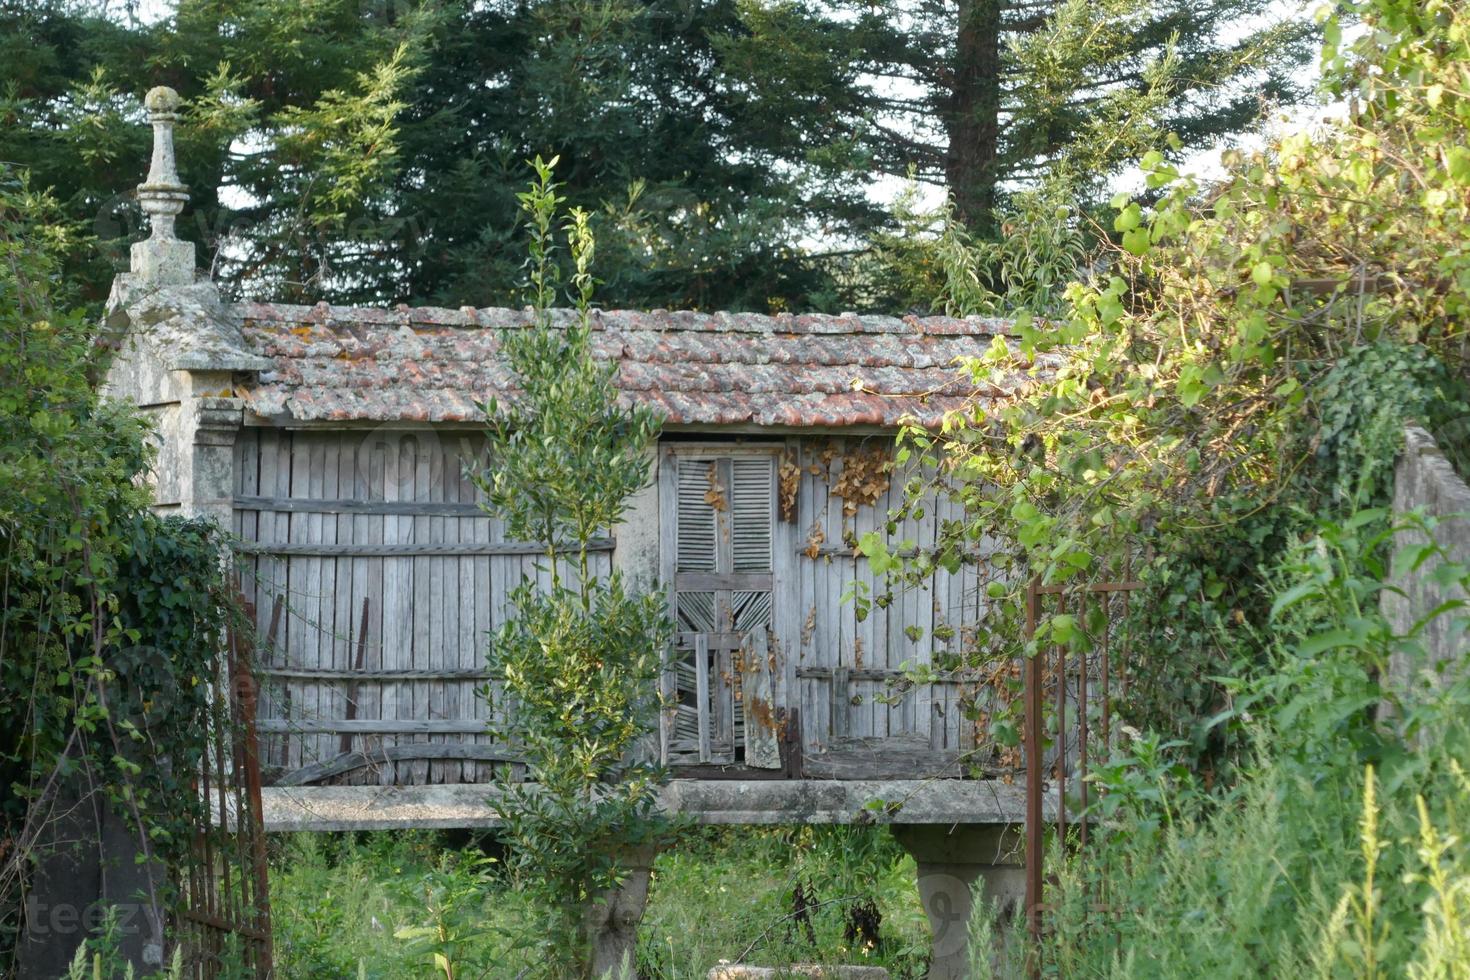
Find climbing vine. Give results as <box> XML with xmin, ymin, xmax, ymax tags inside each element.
<box><xmin>0</xmin><ymin>169</ymin><xmax>239</xmax><ymax>971</ymax></box>
<box><xmin>873</xmin><ymin>0</ymin><xmax>1470</xmax><ymax>760</ymax></box>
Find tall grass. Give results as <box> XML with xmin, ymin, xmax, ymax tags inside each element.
<box><xmin>269</xmin><ymin>827</ymin><xmax>930</xmax><ymax>978</ymax></box>
<box><xmin>1038</xmin><ymin>512</ymin><xmax>1470</xmax><ymax>978</ymax></box>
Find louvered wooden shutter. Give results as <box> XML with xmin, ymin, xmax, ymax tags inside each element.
<box><xmin>664</xmin><ymin>451</ymin><xmax>776</xmax><ymax>765</ymax></box>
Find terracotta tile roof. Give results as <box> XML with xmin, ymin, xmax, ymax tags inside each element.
<box><xmin>234</xmin><ymin>303</ymin><xmax>1047</xmax><ymax>428</ymax></box>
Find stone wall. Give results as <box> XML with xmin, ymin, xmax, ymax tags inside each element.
<box><xmin>1383</xmin><ymin>424</ymin><xmax>1470</xmax><ymax>689</ymax></box>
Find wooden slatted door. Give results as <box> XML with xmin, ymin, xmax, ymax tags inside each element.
<box><xmin>661</xmin><ymin>448</ymin><xmax>778</xmax><ymax>766</ymax></box>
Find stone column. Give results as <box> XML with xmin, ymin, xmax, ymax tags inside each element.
<box><xmin>183</xmin><ymin>385</ymin><xmax>246</xmax><ymax>526</ymax></box>
<box><xmin>892</xmin><ymin>824</ymin><xmax>1024</xmax><ymax>980</ymax></box>
<box><xmin>585</xmin><ymin>847</ymin><xmax>659</xmax><ymax>979</ymax></box>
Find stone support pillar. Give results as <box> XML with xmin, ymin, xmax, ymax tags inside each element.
<box><xmin>892</xmin><ymin>824</ymin><xmax>1024</xmax><ymax>980</ymax></box>
<box><xmin>585</xmin><ymin>847</ymin><xmax>659</xmax><ymax>979</ymax></box>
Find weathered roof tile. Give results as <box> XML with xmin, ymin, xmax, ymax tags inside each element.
<box><xmin>234</xmin><ymin>303</ymin><xmax>1042</xmax><ymax>427</ymax></box>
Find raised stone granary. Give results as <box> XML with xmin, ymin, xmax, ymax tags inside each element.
<box><xmin>102</xmin><ymin>88</ymin><xmax>1055</xmax><ymax>977</ymax></box>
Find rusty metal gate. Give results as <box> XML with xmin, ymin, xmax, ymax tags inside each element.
<box><xmin>1023</xmin><ymin>571</ymin><xmax>1142</xmax><ymax>969</ymax></box>
<box><xmin>175</xmin><ymin>596</ymin><xmax>274</xmax><ymax>977</ymax></box>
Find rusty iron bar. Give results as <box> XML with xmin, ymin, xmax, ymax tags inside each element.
<box><xmin>1055</xmin><ymin>591</ymin><xmax>1067</xmax><ymax>848</ymax></box>
<box><xmin>1079</xmin><ymin>592</ymin><xmax>1089</xmax><ymax>850</ymax></box>
<box><xmin>1023</xmin><ymin>568</ymin><xmax>1145</xmax><ymax>977</ymax></box>
<box><xmin>1024</xmin><ymin>576</ymin><xmax>1044</xmax><ymax>958</ymax></box>
<box><xmin>232</xmin><ymin>599</ymin><xmax>274</xmax><ymax>974</ymax></box>
<box><xmin>1102</xmin><ymin>592</ymin><xmax>1111</xmax><ymax>764</ymax></box>
<box><xmin>176</xmin><ymin>592</ymin><xmax>276</xmax><ymax>978</ymax></box>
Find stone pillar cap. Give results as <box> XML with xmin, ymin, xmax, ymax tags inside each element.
<box><xmin>132</xmin><ymin>85</ymin><xmax>195</xmax><ymax>286</ymax></box>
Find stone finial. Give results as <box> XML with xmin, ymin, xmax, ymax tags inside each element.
<box><xmin>131</xmin><ymin>86</ymin><xmax>195</xmax><ymax>286</ymax></box>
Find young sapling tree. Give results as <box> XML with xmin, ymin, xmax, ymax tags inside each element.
<box><xmin>473</xmin><ymin>157</ymin><xmax>674</xmax><ymax>978</ymax></box>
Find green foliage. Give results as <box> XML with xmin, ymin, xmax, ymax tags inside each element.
<box><xmin>864</xmin><ymin>177</ymin><xmax>1090</xmax><ymax>316</ymax></box>
<box><xmin>743</xmin><ymin>0</ymin><xmax>1311</xmax><ymax>232</ymax></box>
<box><xmin>0</xmin><ymin>0</ymin><xmax>857</xmax><ymax>311</ymax></box>
<box><xmin>271</xmin><ymin>832</ymin><xmax>526</xmax><ymax>978</ymax></box>
<box><xmin>0</xmin><ymin>167</ymin><xmax>236</xmax><ymax>971</ymax></box>
<box><xmin>892</xmin><ymin>0</ymin><xmax>1470</xmax><ymax>757</ymax></box>
<box><xmin>471</xmin><ymin>158</ymin><xmax>674</xmax><ymax>978</ymax></box>
<box><xmin>1</xmin><ymin>0</ymin><xmax>1316</xmax><ymax>312</ymax></box>
<box><xmin>269</xmin><ymin>828</ymin><xmax>931</xmax><ymax>978</ymax></box>
<box><xmin>1041</xmin><ymin>509</ymin><xmax>1470</xmax><ymax>978</ymax></box>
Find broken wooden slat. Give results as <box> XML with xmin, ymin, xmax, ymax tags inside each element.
<box><xmin>803</xmin><ymin>735</ymin><xmax>966</xmax><ymax>780</ymax></box>
<box><xmin>276</xmin><ymin>743</ymin><xmax>522</xmax><ymax>786</ymax></box>
<box><xmin>232</xmin><ymin>540</ymin><xmax>610</xmax><ymax>557</ymax></box>
<box><xmin>257</xmin><ymin>719</ymin><xmax>489</xmax><ymax>734</ymax></box>
<box><xmin>695</xmin><ymin>633</ymin><xmax>712</xmax><ymax>763</ymax></box>
<box><xmin>741</xmin><ymin>631</ymin><xmax>781</xmax><ymax>769</ymax></box>
<box><xmin>781</xmin><ymin>708</ymin><xmax>805</xmax><ymax>779</ymax></box>
<box><xmin>339</xmin><ymin>597</ymin><xmax>370</xmax><ymax>754</ymax></box>
<box><xmin>830</xmin><ymin>666</ymin><xmax>851</xmax><ymax>740</ymax></box>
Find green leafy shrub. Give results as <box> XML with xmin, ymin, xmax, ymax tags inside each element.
<box><xmin>1042</xmin><ymin>508</ymin><xmax>1470</xmax><ymax>978</ymax></box>
<box><xmin>0</xmin><ymin>168</ymin><xmax>238</xmax><ymax>972</ymax></box>
<box><xmin>472</xmin><ymin>157</ymin><xmax>675</xmax><ymax>977</ymax></box>
<box><xmin>884</xmin><ymin>0</ymin><xmax>1470</xmax><ymax>763</ymax></box>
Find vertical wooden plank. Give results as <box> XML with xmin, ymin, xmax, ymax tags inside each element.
<box><xmin>235</xmin><ymin>431</ymin><xmax>261</xmax><ymax>704</ymax></box>
<box><xmin>274</xmin><ymin>431</ymin><xmax>298</xmax><ymax>771</ymax></box>
<box><xmin>813</xmin><ymin>442</ymin><xmax>834</xmax><ymax>746</ymax></box>
<box><xmin>411</xmin><ymin>436</ymin><xmax>434</xmax><ymax>784</ymax></box>
<box><xmin>316</xmin><ymin>435</ymin><xmax>341</xmax><ymax>767</ymax></box>
<box><xmin>912</xmin><ymin>476</ymin><xmax>937</xmax><ymax>744</ymax></box>
<box><xmin>260</xmin><ymin>430</ymin><xmax>286</xmax><ymax>768</ymax></box>
<box><xmin>453</xmin><ymin>438</ymin><xmax>475</xmax><ymax>783</ymax></box>
<box><xmin>425</xmin><ymin>437</ymin><xmax>446</xmax><ymax>783</ymax></box>
<box><xmin>715</xmin><ymin>457</ymin><xmax>735</xmax><ymax>761</ymax></box>
<box><xmin>432</xmin><ymin>437</ymin><xmax>455</xmax><ymax>781</ymax></box>
<box><xmin>334</xmin><ymin>435</ymin><xmax>356</xmax><ymax>771</ymax></box>
<box><xmin>378</xmin><ymin>435</ymin><xmax>403</xmax><ymax>784</ymax></box>
<box><xmin>829</xmin><ymin>444</ymin><xmax>868</xmax><ymax>739</ymax></box>
<box><xmin>741</xmin><ymin>630</ymin><xmax>781</xmax><ymax>769</ymax></box>
<box><xmin>250</xmin><ymin>429</ymin><xmax>272</xmax><ymax>764</ymax></box>
<box><xmin>830</xmin><ymin>666</ymin><xmax>851</xmax><ymax>740</ymax></box>
<box><xmin>797</xmin><ymin>438</ymin><xmax>825</xmax><ymax>756</ymax></box>
<box><xmin>360</xmin><ymin>433</ymin><xmax>385</xmax><ymax>785</ymax></box>
<box><xmin>237</xmin><ymin>430</ymin><xmax>277</xmax><ymax>767</ymax></box>
<box><xmin>944</xmin><ymin>490</ymin><xmax>967</xmax><ymax>750</ymax></box>
<box><xmin>695</xmin><ymin>633</ymin><xmax>712</xmax><ymax>763</ymax></box>
<box><xmin>288</xmin><ymin>436</ymin><xmax>312</xmax><ymax>770</ymax></box>
<box><xmin>485</xmin><ymin>514</ymin><xmax>507</xmax><ymax>784</ymax></box>
<box><xmin>773</xmin><ymin>438</ymin><xmax>800</xmax><ymax>710</ymax></box>
<box><xmin>658</xmin><ymin>446</ymin><xmax>679</xmax><ymax>760</ymax></box>
<box><xmin>854</xmin><ymin>457</ymin><xmax>880</xmax><ymax>739</ymax></box>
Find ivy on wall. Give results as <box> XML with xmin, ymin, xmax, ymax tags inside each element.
<box><xmin>871</xmin><ymin>0</ymin><xmax>1470</xmax><ymax>766</ymax></box>
<box><xmin>0</xmin><ymin>168</ymin><xmax>238</xmax><ymax>970</ymax></box>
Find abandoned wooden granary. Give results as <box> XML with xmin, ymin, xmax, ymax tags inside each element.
<box><xmin>114</xmin><ymin>276</ymin><xmax>1046</xmax><ymax>790</ymax></box>
<box><xmin>225</xmin><ymin>301</ymin><xmax>1042</xmax><ymax>785</ymax></box>
<box><xmin>103</xmin><ymin>88</ymin><xmax>1078</xmax><ymax>977</ymax></box>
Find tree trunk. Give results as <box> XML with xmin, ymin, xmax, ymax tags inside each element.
<box><xmin>945</xmin><ymin>0</ymin><xmax>1003</xmax><ymax>234</ymax></box>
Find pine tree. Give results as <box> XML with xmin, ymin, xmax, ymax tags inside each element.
<box><xmin>0</xmin><ymin>0</ymin><xmax>858</xmax><ymax>310</ymax></box>
<box><xmin>0</xmin><ymin>0</ymin><xmax>1316</xmax><ymax>310</ymax></box>
<box><xmin>732</xmin><ymin>0</ymin><xmax>1317</xmax><ymax>234</ymax></box>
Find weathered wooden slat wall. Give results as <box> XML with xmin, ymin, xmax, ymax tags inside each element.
<box><xmin>234</xmin><ymin>427</ymin><xmax>611</xmax><ymax>786</ymax></box>
<box><xmin>781</xmin><ymin>436</ymin><xmax>1001</xmax><ymax>769</ymax></box>
<box><xmin>237</xmin><ymin>428</ymin><xmax>999</xmax><ymax>785</ymax></box>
